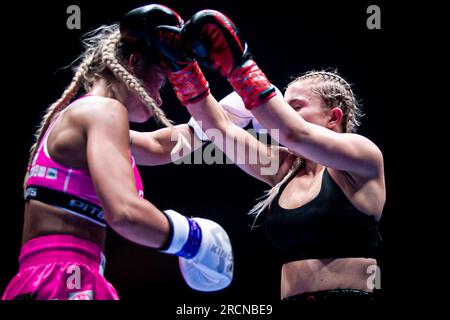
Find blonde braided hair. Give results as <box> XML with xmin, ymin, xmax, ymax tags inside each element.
<box><xmin>101</xmin><ymin>30</ymin><xmax>173</xmax><ymax>127</ymax></box>
<box><xmin>25</xmin><ymin>24</ymin><xmax>173</xmax><ymax>189</ymax></box>
<box><xmin>290</xmin><ymin>70</ymin><xmax>363</xmax><ymax>133</ymax></box>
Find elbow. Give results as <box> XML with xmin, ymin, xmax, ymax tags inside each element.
<box><xmin>104</xmin><ymin>199</ymin><xmax>139</xmax><ymax>231</ymax></box>
<box><xmin>105</xmin><ymin>208</ymin><xmax>133</xmax><ymax>231</ymax></box>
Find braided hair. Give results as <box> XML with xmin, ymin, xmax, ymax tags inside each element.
<box><xmin>288</xmin><ymin>70</ymin><xmax>363</xmax><ymax>133</ymax></box>
<box><xmin>25</xmin><ymin>24</ymin><xmax>173</xmax><ymax>189</ymax></box>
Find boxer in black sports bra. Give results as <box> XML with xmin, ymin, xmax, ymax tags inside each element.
<box><xmin>141</xmin><ymin>9</ymin><xmax>385</xmax><ymax>306</ymax></box>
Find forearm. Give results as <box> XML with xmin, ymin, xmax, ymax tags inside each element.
<box><xmin>251</xmin><ymin>95</ymin><xmax>310</xmax><ymax>148</ymax></box>
<box><xmin>131</xmin><ymin>125</ymin><xmax>205</xmax><ymax>166</ymax></box>
<box><xmin>187</xmin><ymin>94</ymin><xmax>233</xmax><ymax>134</ymax></box>
<box><xmin>107</xmin><ymin>197</ymin><xmax>170</xmax><ymax>249</ymax></box>
<box><xmin>187</xmin><ymin>95</ymin><xmax>245</xmax><ymax>156</ymax></box>
<box><xmin>155</xmin><ymin>17</ymin><xmax>278</xmax><ymax>182</ymax></box>
<box><xmin>252</xmin><ymin>98</ymin><xmax>337</xmax><ymax>166</ymax></box>
<box><xmin>188</xmin><ymin>95</ymin><xmax>277</xmax><ymax>184</ymax></box>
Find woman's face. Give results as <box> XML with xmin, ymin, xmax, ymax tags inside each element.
<box><xmin>284</xmin><ymin>81</ymin><xmax>330</xmax><ymax>128</ymax></box>
<box><xmin>125</xmin><ymin>57</ymin><xmax>166</xmax><ymax>123</ymax></box>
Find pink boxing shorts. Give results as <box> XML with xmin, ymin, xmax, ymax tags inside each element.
<box><xmin>2</xmin><ymin>234</ymin><xmax>119</xmax><ymax>300</ymax></box>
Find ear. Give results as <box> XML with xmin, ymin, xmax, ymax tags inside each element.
<box><xmin>127</xmin><ymin>53</ymin><xmax>140</xmax><ymax>72</ymax></box>
<box><xmin>327</xmin><ymin>107</ymin><xmax>344</xmax><ymax>131</ymax></box>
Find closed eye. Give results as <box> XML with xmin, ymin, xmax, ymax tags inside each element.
<box><xmin>287</xmin><ymin>98</ymin><xmax>308</xmax><ymax>111</ymax></box>
<box><xmin>161</xmin><ymin>80</ymin><xmax>167</xmax><ymax>89</ymax></box>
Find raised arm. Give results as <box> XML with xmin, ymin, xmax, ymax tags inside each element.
<box><xmin>153</xmin><ymin>18</ymin><xmax>284</xmax><ymax>186</ymax></box>
<box><xmin>187</xmin><ymin>94</ymin><xmax>286</xmax><ymax>186</ymax></box>
<box><xmin>252</xmin><ymin>97</ymin><xmax>383</xmax><ymax>178</ymax></box>
<box><xmin>181</xmin><ymin>10</ymin><xmax>383</xmax><ymax>180</ymax></box>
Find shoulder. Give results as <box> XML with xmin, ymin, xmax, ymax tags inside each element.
<box><xmin>330</xmin><ymin>134</ymin><xmax>385</xmax><ymax>216</ymax></box>
<box><xmin>68</xmin><ymin>96</ymin><xmax>128</xmax><ymax>130</ymax></box>
<box><xmin>346</xmin><ymin>133</ymin><xmax>384</xmax><ymax>177</ymax></box>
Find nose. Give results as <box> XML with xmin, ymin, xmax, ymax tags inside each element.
<box><xmin>155</xmin><ymin>95</ymin><xmax>162</xmax><ymax>108</ymax></box>
<box><xmin>152</xmin><ymin>91</ymin><xmax>162</xmax><ymax>107</ymax></box>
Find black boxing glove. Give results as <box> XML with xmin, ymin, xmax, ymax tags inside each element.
<box><xmin>120</xmin><ymin>4</ymin><xmax>210</xmax><ymax>106</ymax></box>
<box><xmin>120</xmin><ymin>4</ymin><xmax>184</xmax><ymax>60</ymax></box>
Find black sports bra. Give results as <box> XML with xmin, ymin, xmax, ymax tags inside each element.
<box><xmin>265</xmin><ymin>167</ymin><xmax>379</xmax><ymax>263</ymax></box>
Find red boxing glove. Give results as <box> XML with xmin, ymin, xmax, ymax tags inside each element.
<box><xmin>165</xmin><ymin>59</ymin><xmax>210</xmax><ymax>106</ymax></box>
<box><xmin>182</xmin><ymin>10</ymin><xmax>276</xmax><ymax>109</ymax></box>
<box><xmin>154</xmin><ymin>25</ymin><xmax>210</xmax><ymax>106</ymax></box>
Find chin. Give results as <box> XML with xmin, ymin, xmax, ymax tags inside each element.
<box><xmin>131</xmin><ymin>115</ymin><xmax>152</xmax><ymax>123</ymax></box>
<box><xmin>130</xmin><ymin>109</ymin><xmax>154</xmax><ymax>123</ymax></box>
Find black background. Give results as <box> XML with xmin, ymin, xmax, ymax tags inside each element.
<box><xmin>0</xmin><ymin>0</ymin><xmax>406</xmax><ymax>316</ymax></box>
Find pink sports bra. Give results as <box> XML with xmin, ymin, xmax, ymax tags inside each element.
<box><xmin>25</xmin><ymin>96</ymin><xmax>144</xmax><ymax>227</ymax></box>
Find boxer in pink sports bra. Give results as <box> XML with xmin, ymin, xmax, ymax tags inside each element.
<box><xmin>1</xmin><ymin>22</ymin><xmax>171</xmax><ymax>299</ymax></box>
<box><xmin>2</xmin><ymin>5</ymin><xmax>236</xmax><ymax>300</ymax></box>
<box><xmin>25</xmin><ymin>95</ymin><xmax>145</xmax><ymax>228</ymax></box>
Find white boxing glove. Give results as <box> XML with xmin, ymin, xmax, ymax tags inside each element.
<box><xmin>160</xmin><ymin>209</ymin><xmax>234</xmax><ymax>292</ymax></box>
<box><xmin>219</xmin><ymin>91</ymin><xmax>253</xmax><ymax>128</ymax></box>
<box><xmin>187</xmin><ymin>91</ymin><xmax>252</xmax><ymax>142</ymax></box>
<box><xmin>221</xmin><ymin>87</ymin><xmax>283</xmax><ymax>133</ymax></box>
<box><xmin>188</xmin><ymin>116</ymin><xmax>210</xmax><ymax>142</ymax></box>
<box><xmin>187</xmin><ymin>86</ymin><xmax>283</xmax><ymax>141</ymax></box>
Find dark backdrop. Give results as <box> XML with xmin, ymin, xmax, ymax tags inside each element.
<box><xmin>1</xmin><ymin>0</ymin><xmax>401</xmax><ymax>316</ymax></box>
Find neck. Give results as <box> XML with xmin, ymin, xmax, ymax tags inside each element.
<box><xmin>89</xmin><ymin>78</ymin><xmax>127</xmax><ymax>104</ymax></box>
<box><xmin>302</xmin><ymin>159</ymin><xmax>324</xmax><ymax>176</ymax></box>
